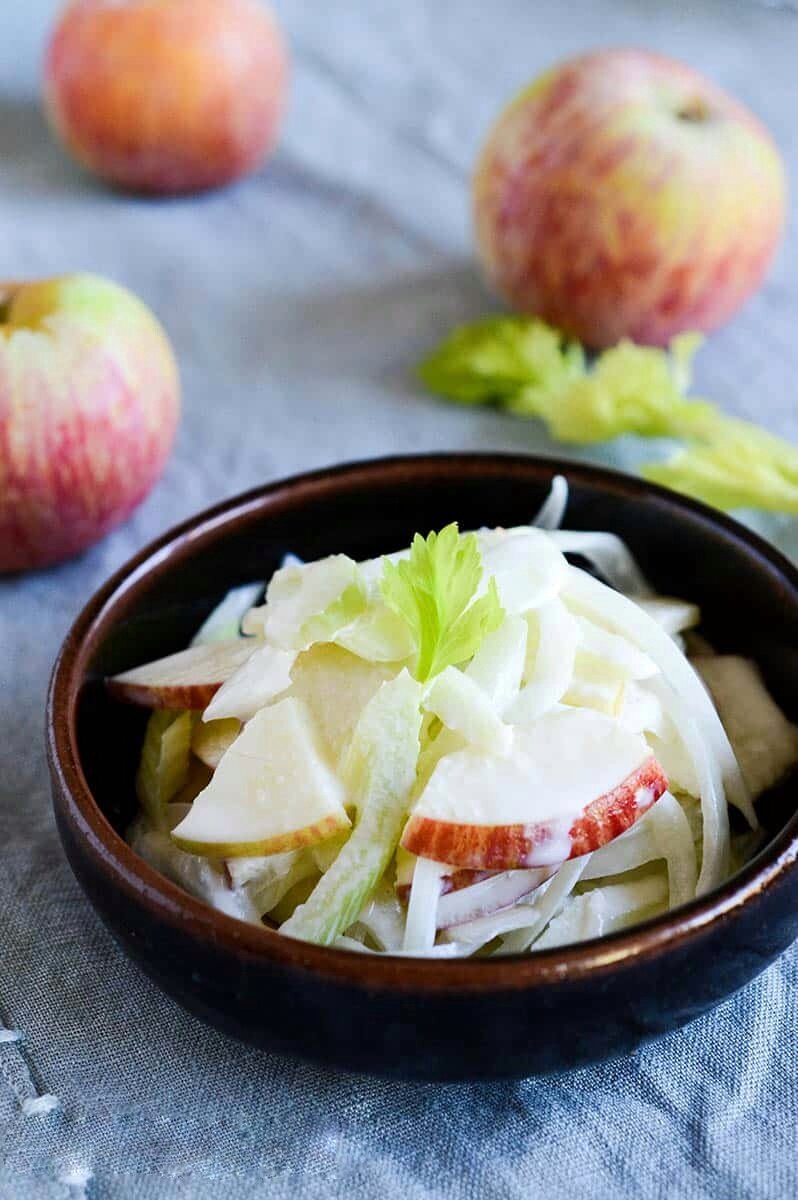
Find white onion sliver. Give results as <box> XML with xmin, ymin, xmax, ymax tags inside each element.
<box><xmin>564</xmin><ymin>566</ymin><xmax>752</xmax><ymax>824</ymax></box>
<box><xmin>647</xmin><ymin>791</ymin><xmax>698</xmax><ymax>908</ymax></box>
<box><xmin>479</xmin><ymin>530</ymin><xmax>568</xmax><ymax>614</ymax></box>
<box><xmin>402</xmin><ymin>857</ymin><xmax>446</xmax><ymax>953</ymax></box>
<box><xmin>579</xmin><ymin>820</ymin><xmax>660</xmax><ymax>881</ymax></box>
<box><xmin>424</xmin><ymin>668</ymin><xmax>512</xmax><ymax>754</ymax></box>
<box><xmin>436</xmin><ymin>868</ymin><xmax>554</xmax><ymax>930</ymax></box>
<box><xmin>532</xmin><ymin>475</ymin><xmax>569</xmax><ymax>531</ymax></box>
<box><xmin>395</xmin><ymin>943</ymin><xmax>471</xmax><ymax>959</ymax></box>
<box><xmin>499</xmin><ymin>858</ymin><xmax>591</xmax><ymax>954</ymax></box>
<box><xmin>443</xmin><ymin>858</ymin><xmax>586</xmax><ymax>953</ymax></box>
<box><xmin>533</xmin><ymin>873</ymin><xmax>669</xmax><ymax>951</ymax></box>
<box><xmin>549</xmin><ymin>531</ymin><xmax>654</xmax><ymax>597</ymax></box>
<box><xmin>335</xmin><ymin>937</ymin><xmax>468</xmax><ymax>959</ymax></box>
<box><xmin>647</xmin><ymin>677</ymin><xmax>728</xmax><ymax>895</ymax></box>
<box><xmin>466</xmin><ymin>615</ymin><xmax>528</xmax><ymax>717</ymax></box>
<box><xmin>507</xmin><ymin>599</ymin><xmax>578</xmax><ymax>724</ymax></box>
<box><xmin>575</xmin><ymin>616</ymin><xmax>658</xmax><ymax>681</ymax></box>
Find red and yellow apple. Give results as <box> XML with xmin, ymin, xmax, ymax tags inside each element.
<box><xmin>0</xmin><ymin>274</ymin><xmax>179</xmax><ymax>573</ymax></box>
<box><xmin>474</xmin><ymin>49</ymin><xmax>786</xmax><ymax>348</ymax></box>
<box><xmin>44</xmin><ymin>0</ymin><xmax>288</xmax><ymax>194</ymax></box>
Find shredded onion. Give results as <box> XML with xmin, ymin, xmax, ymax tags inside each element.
<box><xmin>550</xmin><ymin>531</ymin><xmax>654</xmax><ymax>597</ymax></box>
<box><xmin>498</xmin><ymin>858</ymin><xmax>591</xmax><ymax>954</ymax></box>
<box><xmin>532</xmin><ymin>475</ymin><xmax>569</xmax><ymax>531</ymax></box>
<box><xmin>533</xmin><ymin>873</ymin><xmax>668</xmax><ymax>951</ymax></box>
<box><xmin>564</xmin><ymin>565</ymin><xmax>753</xmax><ymax>827</ymax></box>
<box><xmin>648</xmin><ymin>791</ymin><xmax>698</xmax><ymax>908</ymax></box>
<box><xmin>436</xmin><ymin>867</ymin><xmax>554</xmax><ymax>930</ymax></box>
<box><xmin>507</xmin><ymin>599</ymin><xmax>578</xmax><ymax>724</ymax></box>
<box><xmin>402</xmin><ymin>857</ymin><xmax>445</xmax><ymax>953</ymax></box>
<box><xmin>646</xmin><ymin>677</ymin><xmax>728</xmax><ymax>895</ymax></box>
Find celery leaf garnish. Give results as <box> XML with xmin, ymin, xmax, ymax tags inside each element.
<box><xmin>380</xmin><ymin>524</ymin><xmax>504</xmax><ymax>683</ymax></box>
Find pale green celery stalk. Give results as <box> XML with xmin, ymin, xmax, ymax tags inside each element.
<box><xmin>281</xmin><ymin>671</ymin><xmax>423</xmax><ymax>946</ymax></box>
<box><xmin>136</xmin><ymin>710</ymin><xmax>193</xmax><ymax>828</ymax></box>
<box><xmin>418</xmin><ymin>316</ymin><xmax>798</xmax><ymax>515</ymax></box>
<box><xmin>644</xmin><ymin>418</ymin><xmax>798</xmax><ymax>513</ymax></box>
<box><xmin>537</xmin><ymin>336</ymin><xmax>717</xmax><ymax>444</ymax></box>
<box><xmin>417</xmin><ymin>317</ymin><xmax>705</xmax><ymax>441</ymax></box>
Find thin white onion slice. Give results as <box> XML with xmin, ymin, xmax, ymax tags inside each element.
<box><xmin>533</xmin><ymin>873</ymin><xmax>668</xmax><ymax>951</ymax></box>
<box><xmin>550</xmin><ymin>531</ymin><xmax>654</xmax><ymax>597</ymax></box>
<box><xmin>443</xmin><ymin>858</ymin><xmax>587</xmax><ymax>953</ymax></box>
<box><xmin>563</xmin><ymin>565</ymin><xmax>753</xmax><ymax>826</ymax></box>
<box><xmin>506</xmin><ymin>599</ymin><xmax>578</xmax><ymax>724</ymax></box>
<box><xmin>424</xmin><ymin>668</ymin><xmax>512</xmax><ymax>754</ymax></box>
<box><xmin>466</xmin><ymin>615</ymin><xmax>528</xmax><ymax>717</ymax></box>
<box><xmin>402</xmin><ymin>857</ymin><xmax>446</xmax><ymax>953</ymax></box>
<box><xmin>647</xmin><ymin>791</ymin><xmax>698</xmax><ymax>908</ymax></box>
<box><xmin>498</xmin><ymin>858</ymin><xmax>591</xmax><ymax>954</ymax></box>
<box><xmin>647</xmin><ymin>677</ymin><xmax>728</xmax><ymax>895</ymax></box>
<box><xmin>580</xmin><ymin>821</ymin><xmax>660</xmax><ymax>881</ymax></box>
<box><xmin>436</xmin><ymin>868</ymin><xmax>554</xmax><ymax>930</ymax></box>
<box><xmin>532</xmin><ymin>475</ymin><xmax>569</xmax><ymax>531</ymax></box>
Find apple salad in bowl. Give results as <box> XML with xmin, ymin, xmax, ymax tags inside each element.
<box><xmin>107</xmin><ymin>478</ymin><xmax>798</xmax><ymax>958</ymax></box>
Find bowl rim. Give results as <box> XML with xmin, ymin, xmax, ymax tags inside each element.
<box><xmin>47</xmin><ymin>452</ymin><xmax>798</xmax><ymax>994</ymax></box>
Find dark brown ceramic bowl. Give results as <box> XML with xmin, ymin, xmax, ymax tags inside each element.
<box><xmin>47</xmin><ymin>454</ymin><xmax>798</xmax><ymax>1081</ymax></box>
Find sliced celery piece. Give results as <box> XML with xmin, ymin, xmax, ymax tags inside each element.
<box><xmin>281</xmin><ymin>671</ymin><xmax>423</xmax><ymax>945</ymax></box>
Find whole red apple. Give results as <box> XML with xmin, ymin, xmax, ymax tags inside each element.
<box><xmin>474</xmin><ymin>49</ymin><xmax>787</xmax><ymax>348</ymax></box>
<box><xmin>44</xmin><ymin>0</ymin><xmax>288</xmax><ymax>194</ymax></box>
<box><xmin>0</xmin><ymin>274</ymin><xmax>179</xmax><ymax>572</ymax></box>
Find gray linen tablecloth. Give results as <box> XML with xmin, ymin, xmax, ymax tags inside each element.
<box><xmin>1</xmin><ymin>2</ymin><xmax>796</xmax><ymax>1195</ymax></box>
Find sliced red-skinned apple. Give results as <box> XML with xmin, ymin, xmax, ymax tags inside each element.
<box><xmin>107</xmin><ymin>640</ymin><xmax>258</xmax><ymax>709</ymax></box>
<box><xmin>171</xmin><ymin>696</ymin><xmax>350</xmax><ymax>857</ymax></box>
<box><xmin>401</xmin><ymin>708</ymin><xmax>667</xmax><ymax>870</ymax></box>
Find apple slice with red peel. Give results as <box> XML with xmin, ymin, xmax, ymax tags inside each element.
<box><xmin>402</xmin><ymin>708</ymin><xmax>667</xmax><ymax>870</ymax></box>
<box><xmin>107</xmin><ymin>640</ymin><xmax>258</xmax><ymax>709</ymax></box>
<box><xmin>172</xmin><ymin>696</ymin><xmax>350</xmax><ymax>857</ymax></box>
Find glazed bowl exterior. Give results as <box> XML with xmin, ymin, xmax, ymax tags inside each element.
<box><xmin>47</xmin><ymin>455</ymin><xmax>798</xmax><ymax>1080</ymax></box>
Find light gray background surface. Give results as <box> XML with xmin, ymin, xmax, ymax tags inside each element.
<box><xmin>1</xmin><ymin>2</ymin><xmax>796</xmax><ymax>1196</ymax></box>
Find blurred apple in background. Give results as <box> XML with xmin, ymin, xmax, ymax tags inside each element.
<box><xmin>44</xmin><ymin>0</ymin><xmax>288</xmax><ymax>195</ymax></box>
<box><xmin>474</xmin><ymin>49</ymin><xmax>787</xmax><ymax>349</ymax></box>
<box><xmin>0</xmin><ymin>275</ymin><xmax>179</xmax><ymax>572</ymax></box>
